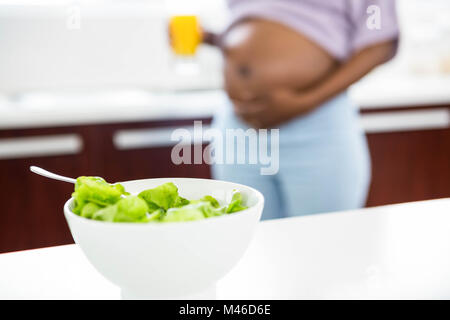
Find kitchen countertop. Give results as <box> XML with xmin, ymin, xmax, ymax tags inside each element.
<box><xmin>1</xmin><ymin>198</ymin><xmax>449</xmax><ymax>299</ymax></box>
<box><xmin>0</xmin><ymin>90</ymin><xmax>227</xmax><ymax>130</ymax></box>
<box><xmin>1</xmin><ymin>72</ymin><xmax>450</xmax><ymax>130</ymax></box>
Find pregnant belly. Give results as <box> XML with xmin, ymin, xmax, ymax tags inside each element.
<box><xmin>222</xmin><ymin>19</ymin><xmax>338</xmax><ymax>100</ymax></box>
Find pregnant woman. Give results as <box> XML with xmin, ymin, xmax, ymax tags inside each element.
<box><xmin>203</xmin><ymin>0</ymin><xmax>399</xmax><ymax>219</ymax></box>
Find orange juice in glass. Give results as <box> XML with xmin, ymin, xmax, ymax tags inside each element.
<box><xmin>169</xmin><ymin>15</ymin><xmax>202</xmax><ymax>56</ymax></box>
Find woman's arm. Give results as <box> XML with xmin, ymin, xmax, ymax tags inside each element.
<box><xmin>168</xmin><ymin>25</ymin><xmax>221</xmax><ymax>49</ymax></box>
<box><xmin>287</xmin><ymin>40</ymin><xmax>397</xmax><ymax>110</ymax></box>
<box><xmin>236</xmin><ymin>40</ymin><xmax>397</xmax><ymax>128</ymax></box>
<box><xmin>202</xmin><ymin>30</ymin><xmax>222</xmax><ymax>47</ymax></box>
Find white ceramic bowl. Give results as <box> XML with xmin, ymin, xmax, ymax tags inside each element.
<box><xmin>64</xmin><ymin>178</ymin><xmax>264</xmax><ymax>299</ymax></box>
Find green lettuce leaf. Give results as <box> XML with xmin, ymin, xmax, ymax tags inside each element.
<box><xmin>138</xmin><ymin>182</ymin><xmax>186</xmax><ymax>211</ymax></box>
<box><xmin>92</xmin><ymin>204</ymin><xmax>118</xmax><ymax>222</ymax></box>
<box><xmin>92</xmin><ymin>196</ymin><xmax>148</xmax><ymax>222</ymax></box>
<box><xmin>139</xmin><ymin>209</ymin><xmax>165</xmax><ymax>223</ymax></box>
<box><xmin>73</xmin><ymin>178</ymin><xmax>249</xmax><ymax>223</ymax></box>
<box><xmin>72</xmin><ymin>176</ymin><xmax>126</xmax><ymax>213</ymax></box>
<box><xmin>199</xmin><ymin>195</ymin><xmax>220</xmax><ymax>208</ymax></box>
<box><xmin>114</xmin><ymin>196</ymin><xmax>148</xmax><ymax>222</ymax></box>
<box><xmin>226</xmin><ymin>191</ymin><xmax>248</xmax><ymax>213</ymax></box>
<box><xmin>161</xmin><ymin>203</ymin><xmax>207</xmax><ymax>222</ymax></box>
<box><xmin>80</xmin><ymin>202</ymin><xmax>102</xmax><ymax>219</ymax></box>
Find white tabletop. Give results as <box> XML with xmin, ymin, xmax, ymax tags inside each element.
<box><xmin>1</xmin><ymin>198</ymin><xmax>450</xmax><ymax>300</ymax></box>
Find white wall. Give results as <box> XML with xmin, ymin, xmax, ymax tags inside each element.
<box><xmin>0</xmin><ymin>0</ymin><xmax>228</xmax><ymax>93</ymax></box>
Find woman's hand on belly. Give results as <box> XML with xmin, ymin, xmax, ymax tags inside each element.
<box><xmin>224</xmin><ymin>52</ymin><xmax>321</xmax><ymax>128</ymax></box>
<box><xmin>231</xmin><ymin>87</ymin><xmax>318</xmax><ymax>129</ymax></box>
<box><xmin>222</xmin><ymin>19</ymin><xmax>338</xmax><ymax>128</ymax></box>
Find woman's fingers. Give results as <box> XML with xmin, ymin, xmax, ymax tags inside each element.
<box><xmin>232</xmin><ymin>99</ymin><xmax>266</xmax><ymax>115</ymax></box>
<box><xmin>236</xmin><ymin>107</ymin><xmax>267</xmax><ymax>129</ymax></box>
<box><xmin>229</xmin><ymin>96</ymin><xmax>269</xmax><ymax>128</ymax></box>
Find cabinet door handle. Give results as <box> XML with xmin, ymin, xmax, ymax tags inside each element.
<box><xmin>0</xmin><ymin>134</ymin><xmax>83</xmax><ymax>159</ymax></box>
<box><xmin>113</xmin><ymin>125</ymin><xmax>212</xmax><ymax>150</ymax></box>
<box><xmin>361</xmin><ymin>108</ymin><xmax>450</xmax><ymax>133</ymax></box>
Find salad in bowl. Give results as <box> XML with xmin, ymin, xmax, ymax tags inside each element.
<box><xmin>63</xmin><ymin>176</ymin><xmax>264</xmax><ymax>299</ymax></box>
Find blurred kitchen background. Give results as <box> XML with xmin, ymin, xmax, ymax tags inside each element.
<box><xmin>0</xmin><ymin>0</ymin><xmax>449</xmax><ymax>253</ymax></box>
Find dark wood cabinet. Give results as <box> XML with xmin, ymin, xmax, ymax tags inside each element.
<box><xmin>366</xmin><ymin>128</ymin><xmax>450</xmax><ymax>206</ymax></box>
<box><xmin>0</xmin><ymin>154</ymin><xmax>83</xmax><ymax>253</ymax></box>
<box><xmin>360</xmin><ymin>104</ymin><xmax>450</xmax><ymax>206</ymax></box>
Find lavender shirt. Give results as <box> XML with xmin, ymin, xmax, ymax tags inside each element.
<box><xmin>227</xmin><ymin>0</ymin><xmax>399</xmax><ymax>61</ymax></box>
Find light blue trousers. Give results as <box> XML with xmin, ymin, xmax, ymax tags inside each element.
<box><xmin>211</xmin><ymin>92</ymin><xmax>371</xmax><ymax>220</ymax></box>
